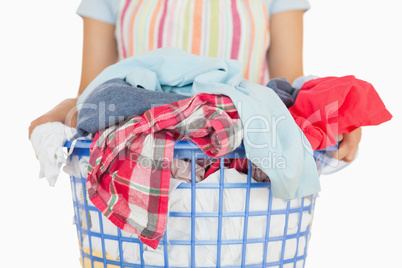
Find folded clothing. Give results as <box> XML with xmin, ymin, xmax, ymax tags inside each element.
<box><xmin>289</xmin><ymin>75</ymin><xmax>392</xmax><ymax>150</ymax></box>
<box><xmin>76</xmin><ymin>78</ymin><xmax>189</xmax><ymax>137</ymax></box>
<box><xmin>87</xmin><ymin>93</ymin><xmax>243</xmax><ymax>249</ymax></box>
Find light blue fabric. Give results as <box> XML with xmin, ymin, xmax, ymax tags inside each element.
<box><xmin>268</xmin><ymin>0</ymin><xmax>311</xmax><ymax>17</ymax></box>
<box><xmin>76</xmin><ymin>0</ymin><xmax>310</xmax><ymax>25</ymax></box>
<box><xmin>76</xmin><ymin>48</ymin><xmax>238</xmax><ymax>103</ymax></box>
<box><xmin>292</xmin><ymin>74</ymin><xmax>320</xmax><ymax>90</ymax></box>
<box><xmin>313</xmin><ymin>143</ymin><xmax>356</xmax><ymax>175</ymax></box>
<box><xmin>76</xmin><ymin>48</ymin><xmax>320</xmax><ymax>200</ymax></box>
<box><xmin>76</xmin><ymin>0</ymin><xmax>121</xmax><ymax>25</ymax></box>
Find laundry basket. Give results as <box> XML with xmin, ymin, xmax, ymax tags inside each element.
<box><xmin>64</xmin><ymin>139</ymin><xmax>323</xmax><ymax>268</ymax></box>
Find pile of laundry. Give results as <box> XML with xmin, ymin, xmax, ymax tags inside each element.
<box><xmin>31</xmin><ymin>48</ymin><xmax>392</xmax><ymax>251</ymax></box>
<box><xmin>66</xmin><ymin>155</ymin><xmax>314</xmax><ymax>267</ymax></box>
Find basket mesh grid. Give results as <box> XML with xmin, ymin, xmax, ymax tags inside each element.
<box><xmin>67</xmin><ymin>140</ymin><xmax>319</xmax><ymax>268</ymax></box>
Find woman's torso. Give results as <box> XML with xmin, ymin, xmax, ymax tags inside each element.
<box><xmin>115</xmin><ymin>0</ymin><xmax>271</xmax><ymax>84</ymax></box>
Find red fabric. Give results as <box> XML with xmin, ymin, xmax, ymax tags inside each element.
<box><xmin>289</xmin><ymin>75</ymin><xmax>392</xmax><ymax>150</ymax></box>
<box><xmin>87</xmin><ymin>93</ymin><xmax>242</xmax><ymax>249</ymax></box>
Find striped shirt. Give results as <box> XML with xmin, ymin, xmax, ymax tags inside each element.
<box><xmin>77</xmin><ymin>0</ymin><xmax>310</xmax><ymax>84</ymax></box>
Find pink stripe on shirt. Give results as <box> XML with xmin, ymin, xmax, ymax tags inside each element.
<box><xmin>157</xmin><ymin>0</ymin><xmax>169</xmax><ymax>48</ymax></box>
<box><xmin>230</xmin><ymin>0</ymin><xmax>241</xmax><ymax>60</ymax></box>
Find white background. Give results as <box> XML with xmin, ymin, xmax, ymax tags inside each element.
<box><xmin>1</xmin><ymin>0</ymin><xmax>401</xmax><ymax>267</ymax></box>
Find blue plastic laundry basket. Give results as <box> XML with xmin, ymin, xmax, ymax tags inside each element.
<box><xmin>64</xmin><ymin>140</ymin><xmax>327</xmax><ymax>268</ymax></box>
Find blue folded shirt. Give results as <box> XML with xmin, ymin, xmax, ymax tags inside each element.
<box><xmin>76</xmin><ymin>78</ymin><xmax>188</xmax><ymax>137</ymax></box>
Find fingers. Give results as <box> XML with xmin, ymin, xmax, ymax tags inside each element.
<box><xmin>332</xmin><ymin>128</ymin><xmax>362</xmax><ymax>162</ymax></box>
<box><xmin>335</xmin><ymin>133</ymin><xmax>343</xmax><ymax>143</ymax></box>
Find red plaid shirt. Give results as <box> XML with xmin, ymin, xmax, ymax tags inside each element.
<box><xmin>87</xmin><ymin>93</ymin><xmax>243</xmax><ymax>249</ymax></box>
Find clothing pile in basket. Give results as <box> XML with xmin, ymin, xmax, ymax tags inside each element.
<box><xmin>66</xmin><ymin>155</ymin><xmax>314</xmax><ymax>267</ymax></box>
<box><xmin>31</xmin><ymin>48</ymin><xmax>392</xmax><ymax>251</ymax></box>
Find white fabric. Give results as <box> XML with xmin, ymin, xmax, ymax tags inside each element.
<box><xmin>67</xmin><ymin>157</ymin><xmax>314</xmax><ymax>266</ymax></box>
<box><xmin>30</xmin><ymin>122</ymin><xmax>77</xmax><ymax>186</ymax></box>
<box><xmin>63</xmin><ymin>154</ymin><xmax>89</xmax><ymax>180</ymax></box>
<box><xmin>153</xmin><ymin>168</ymin><xmax>313</xmax><ymax>267</ymax></box>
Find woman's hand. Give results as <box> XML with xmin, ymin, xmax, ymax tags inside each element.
<box><xmin>28</xmin><ymin>98</ymin><xmax>78</xmax><ymax>139</ymax></box>
<box><xmin>332</xmin><ymin>128</ymin><xmax>362</xmax><ymax>162</ymax></box>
